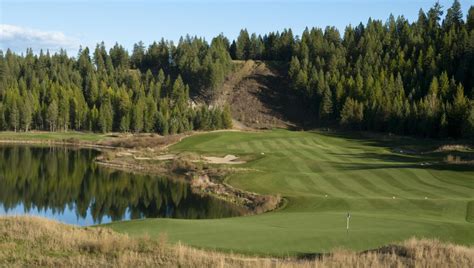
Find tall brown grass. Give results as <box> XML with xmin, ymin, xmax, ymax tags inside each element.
<box><xmin>0</xmin><ymin>216</ymin><xmax>472</xmax><ymax>267</ymax></box>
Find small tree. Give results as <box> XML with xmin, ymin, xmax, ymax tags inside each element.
<box><xmin>46</xmin><ymin>100</ymin><xmax>58</xmax><ymax>132</ymax></box>
<box><xmin>222</xmin><ymin>105</ymin><xmax>233</xmax><ymax>129</ymax></box>
<box><xmin>20</xmin><ymin>99</ymin><xmax>32</xmax><ymax>132</ymax></box>
<box><xmin>340</xmin><ymin>98</ymin><xmax>364</xmax><ymax>129</ymax></box>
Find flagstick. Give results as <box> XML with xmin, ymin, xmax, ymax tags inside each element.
<box><xmin>346</xmin><ymin>212</ymin><xmax>350</xmax><ymax>235</ymax></box>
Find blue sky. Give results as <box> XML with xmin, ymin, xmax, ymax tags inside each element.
<box><xmin>0</xmin><ymin>0</ymin><xmax>472</xmax><ymax>55</ymax></box>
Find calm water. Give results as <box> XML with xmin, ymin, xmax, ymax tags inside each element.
<box><xmin>0</xmin><ymin>145</ymin><xmax>244</xmax><ymax>225</ymax></box>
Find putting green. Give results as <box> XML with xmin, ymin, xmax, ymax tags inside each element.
<box><xmin>109</xmin><ymin>130</ymin><xmax>474</xmax><ymax>255</ymax></box>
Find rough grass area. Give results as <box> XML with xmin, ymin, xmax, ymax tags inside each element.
<box><xmin>109</xmin><ymin>129</ymin><xmax>474</xmax><ymax>255</ymax></box>
<box><xmin>0</xmin><ymin>131</ymin><xmax>107</xmax><ymax>142</ymax></box>
<box><xmin>1</xmin><ymin>216</ymin><xmax>473</xmax><ymax>267</ymax></box>
<box><xmin>467</xmin><ymin>201</ymin><xmax>474</xmax><ymax>223</ymax></box>
<box><xmin>97</xmin><ymin>133</ymin><xmax>184</xmax><ymax>148</ymax></box>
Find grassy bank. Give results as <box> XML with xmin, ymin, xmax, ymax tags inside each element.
<box><xmin>108</xmin><ymin>129</ymin><xmax>474</xmax><ymax>255</ymax></box>
<box><xmin>1</xmin><ymin>216</ymin><xmax>473</xmax><ymax>267</ymax></box>
<box><xmin>0</xmin><ymin>131</ymin><xmax>107</xmax><ymax>142</ymax></box>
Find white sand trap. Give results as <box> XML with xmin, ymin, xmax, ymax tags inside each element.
<box><xmin>134</xmin><ymin>156</ymin><xmax>151</xmax><ymax>160</ymax></box>
<box><xmin>117</xmin><ymin>152</ymin><xmax>133</xmax><ymax>157</ymax></box>
<box><xmin>203</xmin><ymin>155</ymin><xmax>245</xmax><ymax>164</ymax></box>
<box><xmin>131</xmin><ymin>154</ymin><xmax>175</xmax><ymax>161</ymax></box>
<box><xmin>154</xmin><ymin>154</ymin><xmax>176</xmax><ymax>160</ymax></box>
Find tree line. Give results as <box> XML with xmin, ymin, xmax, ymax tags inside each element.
<box><xmin>0</xmin><ymin>35</ymin><xmax>232</xmax><ymax>134</ymax></box>
<box><xmin>231</xmin><ymin>1</ymin><xmax>474</xmax><ymax>138</ymax></box>
<box><xmin>1</xmin><ymin>1</ymin><xmax>473</xmax><ymax>138</ymax></box>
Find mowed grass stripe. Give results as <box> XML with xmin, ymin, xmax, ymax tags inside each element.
<box><xmin>355</xmin><ymin>169</ymin><xmax>414</xmax><ymax>198</ymax></box>
<box><xmin>345</xmin><ymin>171</ymin><xmax>394</xmax><ymax>198</ymax></box>
<box><xmin>249</xmin><ymin>140</ymin><xmax>268</xmax><ymax>154</ymax></box>
<box><xmin>363</xmin><ymin>167</ymin><xmax>442</xmax><ymax>199</ymax></box>
<box><xmin>423</xmin><ymin>169</ymin><xmax>474</xmax><ymax>194</ymax></box>
<box><xmin>261</xmin><ymin>139</ymin><xmax>336</xmax><ymax>195</ymax></box>
<box><xmin>320</xmin><ymin>149</ymin><xmax>399</xmax><ymax>198</ymax></box>
<box><xmin>323</xmin><ymin>146</ymin><xmax>436</xmax><ymax>199</ymax></box>
<box><xmin>239</xmin><ymin>141</ymin><xmax>254</xmax><ymax>154</ymax></box>
<box><xmin>414</xmin><ymin>168</ymin><xmax>473</xmax><ymax>193</ymax></box>
<box><xmin>295</xmin><ymin>147</ymin><xmax>380</xmax><ymax>197</ymax></box>
<box><xmin>370</xmin><ymin>169</ymin><xmax>442</xmax><ymax>199</ymax></box>
<box><xmin>304</xmin><ymin>138</ymin><xmax>392</xmax><ymax>197</ymax></box>
<box><xmin>277</xmin><ymin>138</ymin><xmax>370</xmax><ymax>198</ymax></box>
<box><xmin>268</xmin><ymin>138</ymin><xmax>349</xmax><ymax>196</ymax></box>
<box><xmin>264</xmin><ymin>140</ymin><xmax>313</xmax><ymax>193</ymax></box>
<box><xmin>398</xmin><ymin>168</ymin><xmax>471</xmax><ymax>198</ymax></box>
<box><xmin>297</xmin><ymin>138</ymin><xmax>386</xmax><ymax>198</ymax></box>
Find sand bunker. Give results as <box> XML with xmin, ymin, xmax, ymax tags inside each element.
<box><xmin>434</xmin><ymin>144</ymin><xmax>471</xmax><ymax>152</ymax></box>
<box><xmin>154</xmin><ymin>154</ymin><xmax>176</xmax><ymax>160</ymax></box>
<box><xmin>119</xmin><ymin>150</ymin><xmax>243</xmax><ymax>164</ymax></box>
<box><xmin>203</xmin><ymin>155</ymin><xmax>245</xmax><ymax>164</ymax></box>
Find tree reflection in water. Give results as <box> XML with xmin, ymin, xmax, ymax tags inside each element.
<box><xmin>0</xmin><ymin>146</ymin><xmax>245</xmax><ymax>225</ymax></box>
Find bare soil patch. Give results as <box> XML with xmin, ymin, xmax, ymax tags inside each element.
<box><xmin>214</xmin><ymin>60</ymin><xmax>300</xmax><ymax>129</ymax></box>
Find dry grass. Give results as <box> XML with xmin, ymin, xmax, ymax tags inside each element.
<box><xmin>99</xmin><ymin>133</ymin><xmax>185</xmax><ymax>149</ymax></box>
<box><xmin>445</xmin><ymin>154</ymin><xmax>474</xmax><ymax>165</ymax></box>
<box><xmin>1</xmin><ymin>216</ymin><xmax>473</xmax><ymax>267</ymax></box>
<box><xmin>434</xmin><ymin>144</ymin><xmax>472</xmax><ymax>153</ymax></box>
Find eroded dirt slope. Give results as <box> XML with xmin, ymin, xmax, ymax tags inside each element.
<box><xmin>215</xmin><ymin>60</ymin><xmax>299</xmax><ymax>130</ymax></box>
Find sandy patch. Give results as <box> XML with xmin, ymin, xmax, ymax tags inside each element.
<box><xmin>134</xmin><ymin>156</ymin><xmax>151</xmax><ymax>160</ymax></box>
<box><xmin>131</xmin><ymin>154</ymin><xmax>176</xmax><ymax>161</ymax></box>
<box><xmin>434</xmin><ymin>144</ymin><xmax>471</xmax><ymax>152</ymax></box>
<box><xmin>202</xmin><ymin>155</ymin><xmax>245</xmax><ymax>164</ymax></box>
<box><xmin>154</xmin><ymin>154</ymin><xmax>176</xmax><ymax>160</ymax></box>
<box><xmin>117</xmin><ymin>152</ymin><xmax>133</xmax><ymax>157</ymax></box>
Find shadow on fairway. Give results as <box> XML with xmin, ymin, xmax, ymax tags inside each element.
<box><xmin>309</xmin><ymin>131</ymin><xmax>474</xmax><ymax>173</ymax></box>
<box><xmin>311</xmin><ymin>130</ymin><xmax>474</xmax><ymax>152</ymax></box>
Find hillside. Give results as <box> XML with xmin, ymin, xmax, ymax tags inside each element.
<box><xmin>214</xmin><ymin>60</ymin><xmax>300</xmax><ymax>130</ymax></box>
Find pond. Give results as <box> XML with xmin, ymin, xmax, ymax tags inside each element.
<box><xmin>0</xmin><ymin>145</ymin><xmax>245</xmax><ymax>226</ymax></box>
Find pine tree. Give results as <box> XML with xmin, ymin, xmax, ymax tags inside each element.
<box><xmin>99</xmin><ymin>100</ymin><xmax>113</xmax><ymax>133</ymax></box>
<box><xmin>88</xmin><ymin>105</ymin><xmax>99</xmax><ymax>132</ymax></box>
<box><xmin>144</xmin><ymin>96</ymin><xmax>157</xmax><ymax>132</ymax></box>
<box><xmin>9</xmin><ymin>100</ymin><xmax>20</xmax><ymax>132</ymax></box>
<box><xmin>340</xmin><ymin>98</ymin><xmax>364</xmax><ymax>129</ymax></box>
<box><xmin>0</xmin><ymin>104</ymin><xmax>5</xmax><ymax>130</ymax></box>
<box><xmin>222</xmin><ymin>104</ymin><xmax>233</xmax><ymax>129</ymax></box>
<box><xmin>444</xmin><ymin>0</ymin><xmax>463</xmax><ymax>29</ymax></box>
<box><xmin>132</xmin><ymin>96</ymin><xmax>145</xmax><ymax>133</ymax></box>
<box><xmin>467</xmin><ymin>103</ymin><xmax>474</xmax><ymax>137</ymax></box>
<box><xmin>131</xmin><ymin>41</ymin><xmax>145</xmax><ymax>69</ymax></box>
<box><xmin>319</xmin><ymin>88</ymin><xmax>333</xmax><ymax>121</ymax></box>
<box><xmin>448</xmin><ymin>84</ymin><xmax>469</xmax><ymax>137</ymax></box>
<box><xmin>58</xmin><ymin>95</ymin><xmax>70</xmax><ymax>131</ymax></box>
<box><xmin>429</xmin><ymin>76</ymin><xmax>439</xmax><ymax>96</ymax></box>
<box><xmin>20</xmin><ymin>98</ymin><xmax>32</xmax><ymax>132</ymax></box>
<box><xmin>467</xmin><ymin>6</ymin><xmax>474</xmax><ymax>31</ymax></box>
<box><xmin>46</xmin><ymin>100</ymin><xmax>58</xmax><ymax>132</ymax></box>
<box><xmin>236</xmin><ymin>29</ymin><xmax>250</xmax><ymax>60</ymax></box>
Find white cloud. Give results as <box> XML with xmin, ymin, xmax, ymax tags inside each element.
<box><xmin>0</xmin><ymin>24</ymin><xmax>80</xmax><ymax>53</ymax></box>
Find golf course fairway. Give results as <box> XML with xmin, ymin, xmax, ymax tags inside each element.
<box><xmin>108</xmin><ymin>129</ymin><xmax>474</xmax><ymax>255</ymax></box>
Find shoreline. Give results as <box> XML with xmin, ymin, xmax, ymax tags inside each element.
<box><xmin>0</xmin><ymin>134</ymin><xmax>283</xmax><ymax>217</ymax></box>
